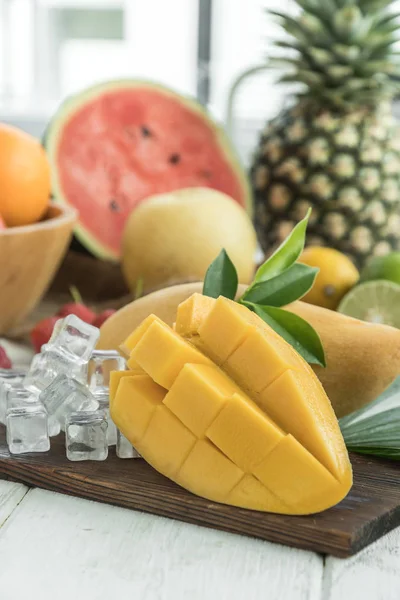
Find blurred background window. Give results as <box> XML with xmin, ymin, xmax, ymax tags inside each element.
<box><xmin>0</xmin><ymin>0</ymin><xmax>293</xmax><ymax>161</ymax></box>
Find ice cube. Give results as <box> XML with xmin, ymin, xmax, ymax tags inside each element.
<box><xmin>24</xmin><ymin>349</ymin><xmax>88</xmax><ymax>394</ymax></box>
<box><xmin>6</xmin><ymin>403</ymin><xmax>50</xmax><ymax>454</ymax></box>
<box><xmin>0</xmin><ymin>369</ymin><xmax>26</xmax><ymax>382</ymax></box>
<box><xmin>24</xmin><ymin>316</ymin><xmax>99</xmax><ymax>393</ymax></box>
<box><xmin>50</xmin><ymin>315</ymin><xmax>100</xmax><ymax>362</ymax></box>
<box><xmin>116</xmin><ymin>429</ymin><xmax>140</xmax><ymax>459</ymax></box>
<box><xmin>88</xmin><ymin>350</ymin><xmax>125</xmax><ymax>446</ymax></box>
<box><xmin>39</xmin><ymin>374</ymin><xmax>98</xmax><ymax>429</ymax></box>
<box><xmin>89</xmin><ymin>349</ymin><xmax>126</xmax><ymax>405</ymax></box>
<box><xmin>6</xmin><ymin>387</ymin><xmax>38</xmax><ymax>410</ymax></box>
<box><xmin>65</xmin><ymin>410</ymin><xmax>108</xmax><ymax>461</ymax></box>
<box><xmin>0</xmin><ymin>375</ymin><xmax>26</xmax><ymax>424</ymax></box>
<box><xmin>4</xmin><ymin>387</ymin><xmax>58</xmax><ymax>436</ymax></box>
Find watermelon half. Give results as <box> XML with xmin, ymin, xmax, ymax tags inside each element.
<box><xmin>44</xmin><ymin>80</ymin><xmax>252</xmax><ymax>261</ymax></box>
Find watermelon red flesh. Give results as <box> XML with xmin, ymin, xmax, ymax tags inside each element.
<box><xmin>53</xmin><ymin>85</ymin><xmax>250</xmax><ymax>260</ymax></box>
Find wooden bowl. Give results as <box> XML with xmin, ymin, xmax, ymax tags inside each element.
<box><xmin>0</xmin><ymin>204</ymin><xmax>77</xmax><ymax>334</ymax></box>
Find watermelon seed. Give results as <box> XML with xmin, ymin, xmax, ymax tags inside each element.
<box><xmin>169</xmin><ymin>153</ymin><xmax>181</xmax><ymax>164</ymax></box>
<box><xmin>141</xmin><ymin>126</ymin><xmax>152</xmax><ymax>137</ymax></box>
<box><xmin>109</xmin><ymin>199</ymin><xmax>120</xmax><ymax>212</ymax></box>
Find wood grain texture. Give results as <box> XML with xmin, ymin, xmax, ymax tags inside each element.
<box><xmin>0</xmin><ymin>488</ymin><xmax>323</xmax><ymax>600</ymax></box>
<box><xmin>0</xmin><ymin>426</ymin><xmax>399</xmax><ymax>557</ymax></box>
<box><xmin>0</xmin><ymin>204</ymin><xmax>76</xmax><ymax>334</ymax></box>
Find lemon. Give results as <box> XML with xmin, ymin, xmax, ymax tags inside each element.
<box><xmin>360</xmin><ymin>252</ymin><xmax>400</xmax><ymax>285</ymax></box>
<box><xmin>338</xmin><ymin>281</ymin><xmax>400</xmax><ymax>327</ymax></box>
<box><xmin>299</xmin><ymin>247</ymin><xmax>359</xmax><ymax>310</ymax></box>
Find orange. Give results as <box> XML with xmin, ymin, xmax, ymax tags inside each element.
<box><xmin>299</xmin><ymin>246</ymin><xmax>359</xmax><ymax>310</ymax></box>
<box><xmin>0</xmin><ymin>123</ymin><xmax>51</xmax><ymax>226</ymax></box>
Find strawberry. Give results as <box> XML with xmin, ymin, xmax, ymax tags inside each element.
<box><xmin>30</xmin><ymin>316</ymin><xmax>59</xmax><ymax>353</ymax></box>
<box><xmin>92</xmin><ymin>309</ymin><xmax>116</xmax><ymax>328</ymax></box>
<box><xmin>57</xmin><ymin>303</ymin><xmax>96</xmax><ymax>323</ymax></box>
<box><xmin>0</xmin><ymin>345</ymin><xmax>12</xmax><ymax>369</ymax></box>
<box><xmin>57</xmin><ymin>286</ymin><xmax>96</xmax><ymax>324</ymax></box>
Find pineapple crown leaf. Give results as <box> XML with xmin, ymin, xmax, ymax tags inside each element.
<box><xmin>269</xmin><ymin>0</ymin><xmax>400</xmax><ymax>108</ymax></box>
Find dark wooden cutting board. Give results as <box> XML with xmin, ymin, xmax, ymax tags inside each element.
<box><xmin>0</xmin><ymin>424</ymin><xmax>399</xmax><ymax>558</ymax></box>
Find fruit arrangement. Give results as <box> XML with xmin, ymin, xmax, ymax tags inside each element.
<box><xmin>2</xmin><ymin>61</ymin><xmax>400</xmax><ymax>522</ymax></box>
<box><xmin>251</xmin><ymin>0</ymin><xmax>400</xmax><ymax>269</ymax></box>
<box><xmin>111</xmin><ymin>294</ymin><xmax>352</xmax><ymax>515</ymax></box>
<box><xmin>44</xmin><ymin>80</ymin><xmax>251</xmax><ymax>261</ymax></box>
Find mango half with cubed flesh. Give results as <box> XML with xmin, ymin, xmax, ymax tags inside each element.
<box><xmin>110</xmin><ymin>294</ymin><xmax>352</xmax><ymax>515</ymax></box>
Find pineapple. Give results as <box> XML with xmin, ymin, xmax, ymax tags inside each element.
<box><xmin>251</xmin><ymin>0</ymin><xmax>400</xmax><ymax>268</ymax></box>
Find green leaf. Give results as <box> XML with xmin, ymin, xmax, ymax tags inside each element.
<box><xmin>253</xmin><ymin>209</ymin><xmax>311</xmax><ymax>284</ymax></box>
<box><xmin>247</xmin><ymin>304</ymin><xmax>326</xmax><ymax>367</ymax></box>
<box><xmin>202</xmin><ymin>249</ymin><xmax>238</xmax><ymax>300</ymax></box>
<box><xmin>345</xmin><ymin>446</ymin><xmax>400</xmax><ymax>460</ymax></box>
<box><xmin>339</xmin><ymin>376</ymin><xmax>400</xmax><ymax>460</ymax></box>
<box><xmin>241</xmin><ymin>263</ymin><xmax>318</xmax><ymax>307</ymax></box>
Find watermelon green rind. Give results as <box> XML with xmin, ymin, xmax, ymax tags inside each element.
<box><xmin>44</xmin><ymin>79</ymin><xmax>252</xmax><ymax>261</ymax></box>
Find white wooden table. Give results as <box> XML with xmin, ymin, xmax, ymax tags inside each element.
<box><xmin>1</xmin><ymin>339</ymin><xmax>400</xmax><ymax>600</ymax></box>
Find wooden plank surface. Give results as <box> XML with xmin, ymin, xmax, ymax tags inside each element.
<box><xmin>0</xmin><ymin>487</ymin><xmax>323</xmax><ymax>600</ymax></box>
<box><xmin>0</xmin><ymin>426</ymin><xmax>399</xmax><ymax>558</ymax></box>
<box><xmin>324</xmin><ymin>527</ymin><xmax>400</xmax><ymax>600</ymax></box>
<box><xmin>0</xmin><ymin>480</ymin><xmax>28</xmax><ymax>529</ymax></box>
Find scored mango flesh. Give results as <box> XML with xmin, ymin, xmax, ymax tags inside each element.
<box><xmin>111</xmin><ymin>294</ymin><xmax>352</xmax><ymax>515</ymax></box>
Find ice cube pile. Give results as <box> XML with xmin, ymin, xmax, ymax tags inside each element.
<box><xmin>0</xmin><ymin>315</ymin><xmax>140</xmax><ymax>461</ymax></box>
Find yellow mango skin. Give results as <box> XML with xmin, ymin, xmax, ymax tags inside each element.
<box><xmin>99</xmin><ymin>282</ymin><xmax>400</xmax><ymax>418</ymax></box>
<box><xmin>112</xmin><ymin>295</ymin><xmax>352</xmax><ymax>515</ymax></box>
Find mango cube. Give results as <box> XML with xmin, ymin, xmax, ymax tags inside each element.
<box><xmin>140</xmin><ymin>406</ymin><xmax>196</xmax><ymax>477</ymax></box>
<box><xmin>164</xmin><ymin>363</ymin><xmax>238</xmax><ymax>437</ymax></box>
<box><xmin>259</xmin><ymin>369</ymin><xmax>349</xmax><ymax>479</ymax></box>
<box><xmin>228</xmin><ymin>475</ymin><xmax>289</xmax><ymax>513</ymax></box>
<box><xmin>111</xmin><ymin>374</ymin><xmax>166</xmax><ymax>444</ymax></box>
<box><xmin>122</xmin><ymin>314</ymin><xmax>163</xmax><ymax>355</ymax></box>
<box><xmin>130</xmin><ymin>320</ymin><xmax>211</xmax><ymax>389</ymax></box>
<box><xmin>178</xmin><ymin>440</ymin><xmax>243</xmax><ymax>499</ymax></box>
<box><xmin>253</xmin><ymin>435</ymin><xmax>340</xmax><ymax>513</ymax></box>
<box><xmin>111</xmin><ymin>294</ymin><xmax>353</xmax><ymax>515</ymax></box>
<box><xmin>206</xmin><ymin>393</ymin><xmax>284</xmax><ymax>471</ymax></box>
<box><xmin>109</xmin><ymin>371</ymin><xmax>136</xmax><ymax>408</ymax></box>
<box><xmin>196</xmin><ymin>296</ymin><xmax>253</xmax><ymax>363</ymax></box>
<box><xmin>222</xmin><ymin>327</ymin><xmax>301</xmax><ymax>393</ymax></box>
<box><xmin>175</xmin><ymin>293</ymin><xmax>214</xmax><ymax>336</ymax></box>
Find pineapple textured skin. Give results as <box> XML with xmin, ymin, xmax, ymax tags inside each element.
<box><xmin>252</xmin><ymin>102</ymin><xmax>400</xmax><ymax>267</ymax></box>
<box><xmin>252</xmin><ymin>0</ymin><xmax>400</xmax><ymax>268</ymax></box>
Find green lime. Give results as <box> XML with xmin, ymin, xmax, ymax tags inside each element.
<box><xmin>360</xmin><ymin>252</ymin><xmax>400</xmax><ymax>284</ymax></box>
<box><xmin>338</xmin><ymin>280</ymin><xmax>400</xmax><ymax>327</ymax></box>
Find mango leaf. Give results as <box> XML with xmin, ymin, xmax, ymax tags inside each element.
<box><xmin>253</xmin><ymin>209</ymin><xmax>311</xmax><ymax>284</ymax></box>
<box><xmin>203</xmin><ymin>249</ymin><xmax>238</xmax><ymax>300</ymax></box>
<box><xmin>246</xmin><ymin>304</ymin><xmax>326</xmax><ymax>367</ymax></box>
<box><xmin>241</xmin><ymin>263</ymin><xmax>318</xmax><ymax>307</ymax></box>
